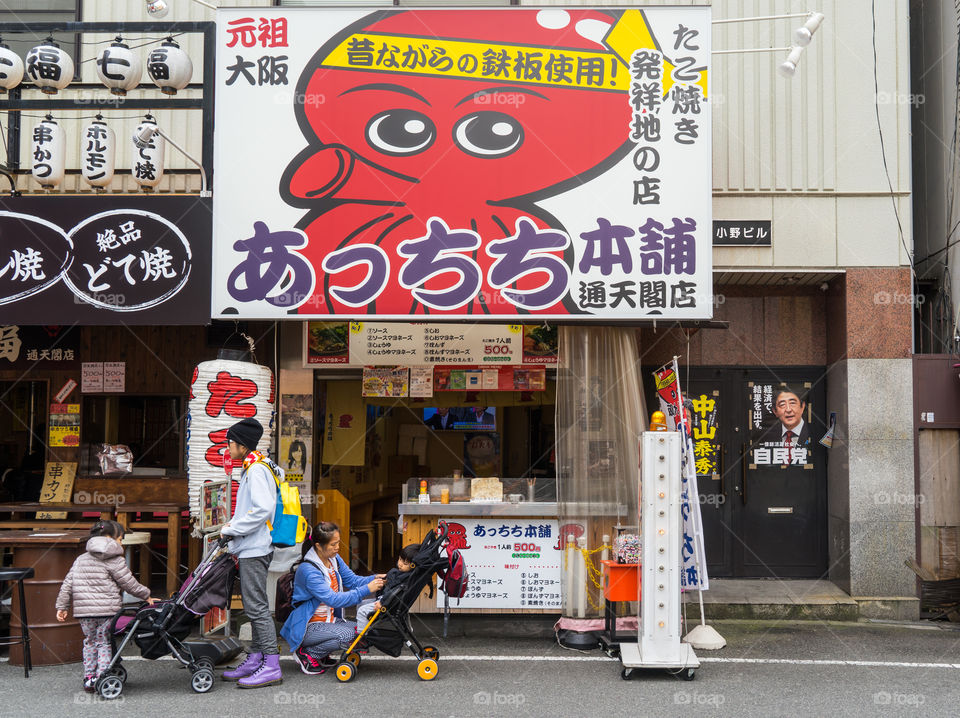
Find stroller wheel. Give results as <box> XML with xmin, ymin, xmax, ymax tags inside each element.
<box><xmin>196</xmin><ymin>656</ymin><xmax>215</xmax><ymax>672</ymax></box>
<box><xmin>112</xmin><ymin>664</ymin><xmax>128</xmax><ymax>683</ymax></box>
<box><xmin>191</xmin><ymin>667</ymin><xmax>215</xmax><ymax>693</ymax></box>
<box><xmin>422</xmin><ymin>645</ymin><xmax>440</xmax><ymax>660</ymax></box>
<box><xmin>96</xmin><ymin>674</ymin><xmax>124</xmax><ymax>700</ymax></box>
<box><xmin>345</xmin><ymin>652</ymin><xmax>361</xmax><ymax>668</ymax></box>
<box><xmin>417</xmin><ymin>658</ymin><xmax>439</xmax><ymax>681</ymax></box>
<box><xmin>335</xmin><ymin>662</ymin><xmax>356</xmax><ymax>682</ymax></box>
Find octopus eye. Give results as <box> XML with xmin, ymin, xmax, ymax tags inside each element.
<box><xmin>453</xmin><ymin>111</ymin><xmax>524</xmax><ymax>158</ymax></box>
<box><xmin>365</xmin><ymin>109</ymin><xmax>436</xmax><ymax>156</ymax></box>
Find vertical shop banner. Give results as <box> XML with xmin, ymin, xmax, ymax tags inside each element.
<box><xmin>747</xmin><ymin>382</ymin><xmax>814</xmax><ymax>468</ymax></box>
<box><xmin>689</xmin><ymin>389</ymin><xmax>720</xmax><ymax>479</ymax></box>
<box><xmin>213</xmin><ymin>7</ymin><xmax>711</xmax><ymax>320</ymax></box>
<box><xmin>0</xmin><ymin>197</ymin><xmax>211</xmax><ymax>324</ymax></box>
<box><xmin>322</xmin><ymin>382</ymin><xmax>366</xmax><ymax>466</ymax></box>
<box><xmin>437</xmin><ymin>518</ymin><xmax>561</xmax><ymax>608</ymax></box>
<box><xmin>49</xmin><ymin>404</ymin><xmax>80</xmax><ymax>447</ymax></box>
<box><xmin>280</xmin><ymin>393</ymin><xmax>313</xmax><ymax>503</ymax></box>
<box><xmin>653</xmin><ymin>360</ymin><xmax>709</xmax><ymax>590</ymax></box>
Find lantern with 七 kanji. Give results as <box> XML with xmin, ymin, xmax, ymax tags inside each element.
<box><xmin>25</xmin><ymin>41</ymin><xmax>73</xmax><ymax>95</ymax></box>
<box><xmin>132</xmin><ymin>116</ymin><xmax>164</xmax><ymax>190</ymax></box>
<box><xmin>147</xmin><ymin>38</ymin><xmax>192</xmax><ymax>95</ymax></box>
<box><xmin>0</xmin><ymin>42</ymin><xmax>24</xmax><ymax>92</ymax></box>
<box><xmin>186</xmin><ymin>358</ymin><xmax>275</xmax><ymax>519</ymax></box>
<box><xmin>95</xmin><ymin>38</ymin><xmax>142</xmax><ymax>96</ymax></box>
<box><xmin>81</xmin><ymin>118</ymin><xmax>115</xmax><ymax>188</ymax></box>
<box><xmin>31</xmin><ymin>117</ymin><xmax>65</xmax><ymax>188</ymax></box>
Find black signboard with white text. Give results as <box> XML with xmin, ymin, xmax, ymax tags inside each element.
<box><xmin>712</xmin><ymin>220</ymin><xmax>772</xmax><ymax>246</ymax></box>
<box><xmin>0</xmin><ymin>196</ymin><xmax>211</xmax><ymax>324</ymax></box>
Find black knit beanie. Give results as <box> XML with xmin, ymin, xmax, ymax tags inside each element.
<box><xmin>226</xmin><ymin>418</ymin><xmax>263</xmax><ymax>451</ymax></box>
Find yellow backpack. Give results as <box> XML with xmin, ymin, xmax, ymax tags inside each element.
<box><xmin>260</xmin><ymin>461</ymin><xmax>308</xmax><ymax>547</ymax></box>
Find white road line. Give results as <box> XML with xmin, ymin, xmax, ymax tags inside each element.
<box><xmin>7</xmin><ymin>655</ymin><xmax>958</xmax><ymax>669</ymax></box>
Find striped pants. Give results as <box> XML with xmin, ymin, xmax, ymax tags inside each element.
<box><xmin>300</xmin><ymin>618</ymin><xmax>357</xmax><ymax>658</ymax></box>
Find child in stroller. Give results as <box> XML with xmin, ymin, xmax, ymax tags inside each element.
<box><xmin>333</xmin><ymin>521</ymin><xmax>458</xmax><ymax>683</ymax></box>
<box><xmin>355</xmin><ymin>542</ymin><xmax>420</xmax><ymax>629</ymax></box>
<box><xmin>90</xmin><ymin>536</ymin><xmax>238</xmax><ymax>700</ymax></box>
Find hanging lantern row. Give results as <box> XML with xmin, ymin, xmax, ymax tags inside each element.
<box><xmin>31</xmin><ymin>115</ymin><xmax>166</xmax><ymax>190</ymax></box>
<box><xmin>0</xmin><ymin>37</ymin><xmax>192</xmax><ymax>96</ymax></box>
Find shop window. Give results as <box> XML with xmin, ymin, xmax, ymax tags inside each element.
<box><xmin>80</xmin><ymin>396</ymin><xmax>184</xmax><ymax>476</ymax></box>
<box><xmin>0</xmin><ymin>381</ymin><xmax>47</xmax><ymax>502</ymax></box>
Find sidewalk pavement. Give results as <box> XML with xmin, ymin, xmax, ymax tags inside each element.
<box><xmin>2</xmin><ymin>619</ymin><xmax>960</xmax><ymax>718</ymax></box>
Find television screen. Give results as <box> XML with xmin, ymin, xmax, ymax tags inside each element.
<box><xmin>423</xmin><ymin>407</ymin><xmax>496</xmax><ymax>431</ymax></box>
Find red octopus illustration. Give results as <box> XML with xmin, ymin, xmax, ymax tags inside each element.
<box><xmin>553</xmin><ymin>522</ymin><xmax>585</xmax><ymax>551</ymax></box>
<box><xmin>281</xmin><ymin>9</ymin><xmax>633</xmax><ymax>316</ymax></box>
<box><xmin>445</xmin><ymin>522</ymin><xmax>471</xmax><ymax>551</ymax></box>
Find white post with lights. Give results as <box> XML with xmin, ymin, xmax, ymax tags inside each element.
<box><xmin>619</xmin><ymin>432</ymin><xmax>699</xmax><ymax>680</ymax></box>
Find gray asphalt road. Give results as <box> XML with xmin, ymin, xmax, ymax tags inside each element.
<box><xmin>2</xmin><ymin>620</ymin><xmax>959</xmax><ymax>718</ymax></box>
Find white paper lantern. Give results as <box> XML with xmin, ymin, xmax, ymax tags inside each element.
<box><xmin>81</xmin><ymin>119</ymin><xmax>115</xmax><ymax>189</ymax></box>
<box><xmin>0</xmin><ymin>43</ymin><xmax>24</xmax><ymax>92</ymax></box>
<box><xmin>133</xmin><ymin>117</ymin><xmax>164</xmax><ymax>190</ymax></box>
<box><xmin>31</xmin><ymin>117</ymin><xmax>65</xmax><ymax>187</ymax></box>
<box><xmin>186</xmin><ymin>359</ymin><xmax>276</xmax><ymax>518</ymax></box>
<box><xmin>25</xmin><ymin>42</ymin><xmax>73</xmax><ymax>95</ymax></box>
<box><xmin>147</xmin><ymin>39</ymin><xmax>193</xmax><ymax>95</ymax></box>
<box><xmin>95</xmin><ymin>39</ymin><xmax>142</xmax><ymax>96</ymax></box>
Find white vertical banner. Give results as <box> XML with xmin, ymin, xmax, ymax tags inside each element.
<box><xmin>652</xmin><ymin>359</ymin><xmax>709</xmax><ymax>591</ymax></box>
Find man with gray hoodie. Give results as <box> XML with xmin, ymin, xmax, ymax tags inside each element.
<box><xmin>219</xmin><ymin>417</ymin><xmax>283</xmax><ymax>688</ymax></box>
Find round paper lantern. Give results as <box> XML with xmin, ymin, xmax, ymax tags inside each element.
<box><xmin>147</xmin><ymin>39</ymin><xmax>193</xmax><ymax>95</ymax></box>
<box><xmin>133</xmin><ymin>117</ymin><xmax>164</xmax><ymax>190</ymax></box>
<box><xmin>0</xmin><ymin>43</ymin><xmax>24</xmax><ymax>92</ymax></box>
<box><xmin>95</xmin><ymin>38</ymin><xmax>142</xmax><ymax>96</ymax></box>
<box><xmin>81</xmin><ymin>119</ymin><xmax>115</xmax><ymax>188</ymax></box>
<box><xmin>25</xmin><ymin>42</ymin><xmax>73</xmax><ymax>95</ymax></box>
<box><xmin>186</xmin><ymin>359</ymin><xmax>276</xmax><ymax>518</ymax></box>
<box><xmin>31</xmin><ymin>117</ymin><xmax>65</xmax><ymax>188</ymax></box>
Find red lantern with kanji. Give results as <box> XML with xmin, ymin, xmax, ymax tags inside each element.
<box><xmin>186</xmin><ymin>359</ymin><xmax>275</xmax><ymax>519</ymax></box>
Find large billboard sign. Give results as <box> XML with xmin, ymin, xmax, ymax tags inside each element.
<box><xmin>213</xmin><ymin>7</ymin><xmax>711</xmax><ymax>320</ymax></box>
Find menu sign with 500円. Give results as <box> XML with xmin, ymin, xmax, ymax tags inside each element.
<box><xmin>436</xmin><ymin>518</ymin><xmax>561</xmax><ymax>609</ymax></box>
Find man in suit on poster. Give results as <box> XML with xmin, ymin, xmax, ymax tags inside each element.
<box><xmin>768</xmin><ymin>386</ymin><xmax>810</xmax><ymax>464</ymax></box>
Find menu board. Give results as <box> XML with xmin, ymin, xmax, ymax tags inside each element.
<box><xmin>305</xmin><ymin>322</ymin><xmax>558</xmax><ymax>367</ymax></box>
<box><xmin>436</xmin><ymin>518</ymin><xmax>561</xmax><ymax>609</ymax></box>
<box><xmin>48</xmin><ymin>403</ymin><xmax>80</xmax><ymax>447</ymax></box>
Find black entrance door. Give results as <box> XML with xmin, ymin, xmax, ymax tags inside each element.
<box><xmin>651</xmin><ymin>367</ymin><xmax>828</xmax><ymax>579</ymax></box>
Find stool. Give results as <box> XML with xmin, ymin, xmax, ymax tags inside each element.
<box><xmin>351</xmin><ymin>525</ymin><xmax>375</xmax><ymax>571</ymax></box>
<box><xmin>0</xmin><ymin>567</ymin><xmax>34</xmax><ymax>677</ymax></box>
<box><xmin>121</xmin><ymin>531</ymin><xmax>152</xmax><ymax>601</ymax></box>
<box><xmin>372</xmin><ymin>519</ymin><xmax>395</xmax><ymax>562</ymax></box>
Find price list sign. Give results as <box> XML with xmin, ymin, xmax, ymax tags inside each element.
<box><xmin>437</xmin><ymin>518</ymin><xmax>561</xmax><ymax>609</ymax></box>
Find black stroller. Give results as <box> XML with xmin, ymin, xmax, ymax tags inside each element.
<box><xmin>94</xmin><ymin>537</ymin><xmax>237</xmax><ymax>700</ymax></box>
<box><xmin>334</xmin><ymin>520</ymin><xmax>455</xmax><ymax>682</ymax></box>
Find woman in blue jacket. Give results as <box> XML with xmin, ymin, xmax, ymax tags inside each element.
<box><xmin>281</xmin><ymin>522</ymin><xmax>384</xmax><ymax>674</ymax></box>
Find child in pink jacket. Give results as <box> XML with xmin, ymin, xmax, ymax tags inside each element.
<box><xmin>56</xmin><ymin>520</ymin><xmax>156</xmax><ymax>691</ymax></box>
